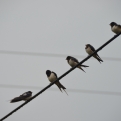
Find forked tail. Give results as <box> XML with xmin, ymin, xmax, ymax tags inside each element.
<box><xmin>56</xmin><ymin>82</ymin><xmax>68</xmax><ymax>95</ymax></box>
<box><xmin>78</xmin><ymin>66</ymin><xmax>86</xmax><ymax>73</ymax></box>
<box><xmin>94</xmin><ymin>54</ymin><xmax>103</xmax><ymax>63</ymax></box>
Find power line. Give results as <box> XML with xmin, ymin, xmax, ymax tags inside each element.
<box><xmin>0</xmin><ymin>49</ymin><xmax>121</xmax><ymax>61</ymax></box>
<box><xmin>0</xmin><ymin>84</ymin><xmax>121</xmax><ymax>96</ymax></box>
<box><xmin>0</xmin><ymin>33</ymin><xmax>121</xmax><ymax>121</ymax></box>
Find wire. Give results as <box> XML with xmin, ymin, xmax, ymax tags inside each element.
<box><xmin>0</xmin><ymin>33</ymin><xmax>121</xmax><ymax>121</ymax></box>
<box><xmin>0</xmin><ymin>84</ymin><xmax>121</xmax><ymax>96</ymax></box>
<box><xmin>0</xmin><ymin>49</ymin><xmax>121</xmax><ymax>61</ymax></box>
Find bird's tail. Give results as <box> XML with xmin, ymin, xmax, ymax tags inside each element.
<box><xmin>80</xmin><ymin>65</ymin><xmax>89</xmax><ymax>67</ymax></box>
<box><xmin>56</xmin><ymin>82</ymin><xmax>68</xmax><ymax>95</ymax></box>
<box><xmin>10</xmin><ymin>97</ymin><xmax>23</xmax><ymax>103</ymax></box>
<box><xmin>78</xmin><ymin>66</ymin><xmax>86</xmax><ymax>73</ymax></box>
<box><xmin>94</xmin><ymin>54</ymin><xmax>103</xmax><ymax>63</ymax></box>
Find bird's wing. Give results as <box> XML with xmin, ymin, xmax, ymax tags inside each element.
<box><xmin>118</xmin><ymin>24</ymin><xmax>121</xmax><ymax>28</ymax></box>
<box><xmin>21</xmin><ymin>92</ymin><xmax>31</xmax><ymax>98</ymax></box>
<box><xmin>89</xmin><ymin>45</ymin><xmax>96</xmax><ymax>52</ymax></box>
<box><xmin>71</xmin><ymin>57</ymin><xmax>79</xmax><ymax>63</ymax></box>
<box><xmin>52</xmin><ymin>72</ymin><xmax>58</xmax><ymax>78</ymax></box>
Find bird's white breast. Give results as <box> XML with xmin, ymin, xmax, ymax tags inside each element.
<box><xmin>69</xmin><ymin>59</ymin><xmax>77</xmax><ymax>67</ymax></box>
<box><xmin>112</xmin><ymin>25</ymin><xmax>121</xmax><ymax>34</ymax></box>
<box><xmin>48</xmin><ymin>73</ymin><xmax>57</xmax><ymax>82</ymax></box>
<box><xmin>86</xmin><ymin>47</ymin><xmax>93</xmax><ymax>55</ymax></box>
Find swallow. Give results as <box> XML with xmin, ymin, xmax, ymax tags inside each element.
<box><xmin>46</xmin><ymin>70</ymin><xmax>68</xmax><ymax>95</ymax></box>
<box><xmin>66</xmin><ymin>56</ymin><xmax>89</xmax><ymax>72</ymax></box>
<box><xmin>10</xmin><ymin>91</ymin><xmax>32</xmax><ymax>103</ymax></box>
<box><xmin>85</xmin><ymin>44</ymin><xmax>103</xmax><ymax>63</ymax></box>
<box><xmin>110</xmin><ymin>22</ymin><xmax>121</xmax><ymax>34</ymax></box>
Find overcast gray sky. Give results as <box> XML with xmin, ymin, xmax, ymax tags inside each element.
<box><xmin>0</xmin><ymin>0</ymin><xmax>121</xmax><ymax>121</ymax></box>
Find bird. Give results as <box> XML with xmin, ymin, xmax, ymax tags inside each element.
<box><xmin>10</xmin><ymin>91</ymin><xmax>32</xmax><ymax>103</ymax></box>
<box><xmin>46</xmin><ymin>70</ymin><xmax>68</xmax><ymax>95</ymax></box>
<box><xmin>85</xmin><ymin>44</ymin><xmax>103</xmax><ymax>63</ymax></box>
<box><xmin>66</xmin><ymin>56</ymin><xmax>89</xmax><ymax>72</ymax></box>
<box><xmin>109</xmin><ymin>22</ymin><xmax>121</xmax><ymax>34</ymax></box>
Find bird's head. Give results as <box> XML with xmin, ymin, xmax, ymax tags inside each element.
<box><xmin>109</xmin><ymin>22</ymin><xmax>117</xmax><ymax>27</ymax></box>
<box><xmin>85</xmin><ymin>44</ymin><xmax>90</xmax><ymax>49</ymax></box>
<box><xmin>46</xmin><ymin>70</ymin><xmax>51</xmax><ymax>77</ymax></box>
<box><xmin>66</xmin><ymin>56</ymin><xmax>71</xmax><ymax>60</ymax></box>
<box><xmin>27</xmin><ymin>91</ymin><xmax>32</xmax><ymax>94</ymax></box>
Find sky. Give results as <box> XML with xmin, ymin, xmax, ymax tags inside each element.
<box><xmin>0</xmin><ymin>0</ymin><xmax>121</xmax><ymax>121</ymax></box>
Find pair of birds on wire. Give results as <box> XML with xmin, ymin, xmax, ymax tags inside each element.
<box><xmin>10</xmin><ymin>22</ymin><xmax>121</xmax><ymax>103</ymax></box>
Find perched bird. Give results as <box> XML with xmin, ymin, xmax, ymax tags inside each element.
<box><xmin>66</xmin><ymin>56</ymin><xmax>89</xmax><ymax>72</ymax></box>
<box><xmin>110</xmin><ymin>22</ymin><xmax>121</xmax><ymax>34</ymax></box>
<box><xmin>10</xmin><ymin>91</ymin><xmax>32</xmax><ymax>103</ymax></box>
<box><xmin>85</xmin><ymin>44</ymin><xmax>103</xmax><ymax>63</ymax></box>
<box><xmin>46</xmin><ymin>70</ymin><xmax>68</xmax><ymax>95</ymax></box>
